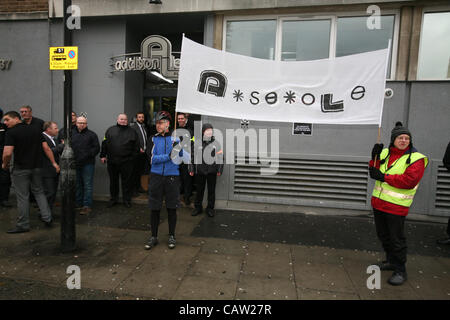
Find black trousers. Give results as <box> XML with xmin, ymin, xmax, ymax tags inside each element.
<box><xmin>151</xmin><ymin>208</ymin><xmax>177</xmax><ymax>238</ymax></box>
<box><xmin>179</xmin><ymin>164</ymin><xmax>193</xmax><ymax>201</ymax></box>
<box><xmin>42</xmin><ymin>176</ymin><xmax>59</xmax><ymax>210</ymax></box>
<box><xmin>132</xmin><ymin>153</ymin><xmax>149</xmax><ymax>192</ymax></box>
<box><xmin>107</xmin><ymin>160</ymin><xmax>134</xmax><ymax>202</ymax></box>
<box><xmin>373</xmin><ymin>208</ymin><xmax>407</xmax><ymax>272</ymax></box>
<box><xmin>447</xmin><ymin>217</ymin><xmax>450</xmax><ymax>237</ymax></box>
<box><xmin>195</xmin><ymin>173</ymin><xmax>217</xmax><ymax>210</ymax></box>
<box><xmin>0</xmin><ymin>168</ymin><xmax>11</xmax><ymax>202</ymax></box>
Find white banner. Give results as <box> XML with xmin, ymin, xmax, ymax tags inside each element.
<box><xmin>176</xmin><ymin>36</ymin><xmax>389</xmax><ymax>125</ymax></box>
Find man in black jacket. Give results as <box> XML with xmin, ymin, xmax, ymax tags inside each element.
<box><xmin>41</xmin><ymin>121</ymin><xmax>64</xmax><ymax>211</ymax></box>
<box><xmin>72</xmin><ymin>116</ymin><xmax>100</xmax><ymax>215</ymax></box>
<box><xmin>100</xmin><ymin>113</ymin><xmax>139</xmax><ymax>208</ymax></box>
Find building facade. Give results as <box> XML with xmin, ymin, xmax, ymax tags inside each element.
<box><xmin>1</xmin><ymin>0</ymin><xmax>449</xmax><ymax>218</ymax></box>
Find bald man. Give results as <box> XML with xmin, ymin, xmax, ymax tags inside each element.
<box><xmin>100</xmin><ymin>114</ymin><xmax>140</xmax><ymax>208</ymax></box>
<box><xmin>72</xmin><ymin>116</ymin><xmax>100</xmax><ymax>215</ymax></box>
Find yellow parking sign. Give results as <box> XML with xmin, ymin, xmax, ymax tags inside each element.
<box><xmin>49</xmin><ymin>46</ymin><xmax>78</xmax><ymax>70</ymax></box>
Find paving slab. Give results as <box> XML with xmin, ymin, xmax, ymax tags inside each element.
<box><xmin>242</xmin><ymin>246</ymin><xmax>293</xmax><ymax>281</ymax></box>
<box><xmin>298</xmin><ymin>287</ymin><xmax>360</xmax><ymax>300</ymax></box>
<box><xmin>293</xmin><ymin>262</ymin><xmax>356</xmax><ymax>294</ymax></box>
<box><xmin>188</xmin><ymin>252</ymin><xmax>243</xmax><ymax>281</ymax></box>
<box><xmin>173</xmin><ymin>275</ymin><xmax>237</xmax><ymax>300</ymax></box>
<box><xmin>118</xmin><ymin>244</ymin><xmax>200</xmax><ymax>299</ymax></box>
<box><xmin>236</xmin><ymin>274</ymin><xmax>297</xmax><ymax>300</ymax></box>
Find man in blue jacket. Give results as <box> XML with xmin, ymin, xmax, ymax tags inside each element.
<box><xmin>145</xmin><ymin>110</ymin><xmax>189</xmax><ymax>250</ymax></box>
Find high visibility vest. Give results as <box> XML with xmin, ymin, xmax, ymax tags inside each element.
<box><xmin>372</xmin><ymin>148</ymin><xmax>428</xmax><ymax>207</ymax></box>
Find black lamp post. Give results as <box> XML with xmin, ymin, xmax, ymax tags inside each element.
<box><xmin>60</xmin><ymin>0</ymin><xmax>76</xmax><ymax>253</ymax></box>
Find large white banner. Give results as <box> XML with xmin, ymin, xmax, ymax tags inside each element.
<box><xmin>176</xmin><ymin>36</ymin><xmax>389</xmax><ymax>125</ymax></box>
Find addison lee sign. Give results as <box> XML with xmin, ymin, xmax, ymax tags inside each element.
<box><xmin>113</xmin><ymin>35</ymin><xmax>179</xmax><ymax>80</ymax></box>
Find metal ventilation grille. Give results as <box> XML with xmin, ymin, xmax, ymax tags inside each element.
<box><xmin>233</xmin><ymin>158</ymin><xmax>369</xmax><ymax>205</ymax></box>
<box><xmin>435</xmin><ymin>166</ymin><xmax>450</xmax><ymax>210</ymax></box>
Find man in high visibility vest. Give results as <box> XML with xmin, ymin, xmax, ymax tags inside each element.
<box><xmin>369</xmin><ymin>121</ymin><xmax>428</xmax><ymax>286</ymax></box>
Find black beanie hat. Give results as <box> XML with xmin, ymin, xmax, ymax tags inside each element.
<box><xmin>202</xmin><ymin>123</ymin><xmax>213</xmax><ymax>135</ymax></box>
<box><xmin>390</xmin><ymin>121</ymin><xmax>412</xmax><ymax>145</ymax></box>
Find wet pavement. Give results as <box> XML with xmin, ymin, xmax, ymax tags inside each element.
<box><xmin>0</xmin><ymin>199</ymin><xmax>449</xmax><ymax>300</ymax></box>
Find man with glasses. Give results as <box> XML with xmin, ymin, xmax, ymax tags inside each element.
<box><xmin>72</xmin><ymin>116</ymin><xmax>100</xmax><ymax>215</ymax></box>
<box><xmin>368</xmin><ymin>122</ymin><xmax>428</xmax><ymax>286</ymax></box>
<box><xmin>145</xmin><ymin>111</ymin><xmax>190</xmax><ymax>250</ymax></box>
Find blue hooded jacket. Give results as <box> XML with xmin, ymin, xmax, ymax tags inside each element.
<box><xmin>148</xmin><ymin>130</ymin><xmax>190</xmax><ymax>176</ymax></box>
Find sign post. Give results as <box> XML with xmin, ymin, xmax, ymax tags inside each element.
<box><xmin>49</xmin><ymin>46</ymin><xmax>78</xmax><ymax>70</ymax></box>
<box><xmin>59</xmin><ymin>0</ymin><xmax>76</xmax><ymax>253</ymax></box>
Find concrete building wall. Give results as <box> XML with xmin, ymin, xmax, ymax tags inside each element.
<box><xmin>0</xmin><ymin>19</ymin><xmax>53</xmax><ymax>118</ymax></box>
<box><xmin>69</xmin><ymin>18</ymin><xmax>127</xmax><ymax>197</ymax></box>
<box><xmin>48</xmin><ymin>0</ymin><xmax>413</xmax><ymax>18</ymax></box>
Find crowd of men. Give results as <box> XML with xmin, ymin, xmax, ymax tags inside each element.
<box><xmin>0</xmin><ymin>107</ymin><xmax>224</xmax><ymax>249</ymax></box>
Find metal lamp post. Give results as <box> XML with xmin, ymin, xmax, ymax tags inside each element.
<box><xmin>60</xmin><ymin>0</ymin><xmax>76</xmax><ymax>252</ymax></box>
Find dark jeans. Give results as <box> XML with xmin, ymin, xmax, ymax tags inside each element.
<box><xmin>76</xmin><ymin>164</ymin><xmax>95</xmax><ymax>208</ymax></box>
<box><xmin>373</xmin><ymin>208</ymin><xmax>407</xmax><ymax>272</ymax></box>
<box><xmin>42</xmin><ymin>175</ymin><xmax>59</xmax><ymax>210</ymax></box>
<box><xmin>107</xmin><ymin>160</ymin><xmax>134</xmax><ymax>203</ymax></box>
<box><xmin>150</xmin><ymin>208</ymin><xmax>177</xmax><ymax>238</ymax></box>
<box><xmin>195</xmin><ymin>173</ymin><xmax>217</xmax><ymax>209</ymax></box>
<box><xmin>179</xmin><ymin>164</ymin><xmax>193</xmax><ymax>202</ymax></box>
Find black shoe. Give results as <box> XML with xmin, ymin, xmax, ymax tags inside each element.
<box><xmin>124</xmin><ymin>201</ymin><xmax>131</xmax><ymax>208</ymax></box>
<box><xmin>436</xmin><ymin>238</ymin><xmax>450</xmax><ymax>245</ymax></box>
<box><xmin>0</xmin><ymin>201</ymin><xmax>12</xmax><ymax>208</ymax></box>
<box><xmin>191</xmin><ymin>207</ymin><xmax>202</xmax><ymax>216</ymax></box>
<box><xmin>144</xmin><ymin>236</ymin><xmax>158</xmax><ymax>250</ymax></box>
<box><xmin>206</xmin><ymin>208</ymin><xmax>215</xmax><ymax>217</ymax></box>
<box><xmin>38</xmin><ymin>215</ymin><xmax>53</xmax><ymax>227</ymax></box>
<box><xmin>168</xmin><ymin>235</ymin><xmax>176</xmax><ymax>249</ymax></box>
<box><xmin>388</xmin><ymin>271</ymin><xmax>407</xmax><ymax>286</ymax></box>
<box><xmin>107</xmin><ymin>200</ymin><xmax>118</xmax><ymax>208</ymax></box>
<box><xmin>377</xmin><ymin>260</ymin><xmax>396</xmax><ymax>271</ymax></box>
<box><xmin>138</xmin><ymin>188</ymin><xmax>146</xmax><ymax>194</ymax></box>
<box><xmin>7</xmin><ymin>227</ymin><xmax>30</xmax><ymax>234</ymax></box>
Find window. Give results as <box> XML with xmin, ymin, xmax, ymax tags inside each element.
<box><xmin>336</xmin><ymin>15</ymin><xmax>394</xmax><ymax>77</ymax></box>
<box><xmin>281</xmin><ymin>19</ymin><xmax>331</xmax><ymax>61</ymax></box>
<box><xmin>225</xmin><ymin>20</ymin><xmax>277</xmax><ymax>60</ymax></box>
<box><xmin>417</xmin><ymin>11</ymin><xmax>450</xmax><ymax>80</ymax></box>
<box><xmin>224</xmin><ymin>13</ymin><xmax>397</xmax><ymax>79</ymax></box>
